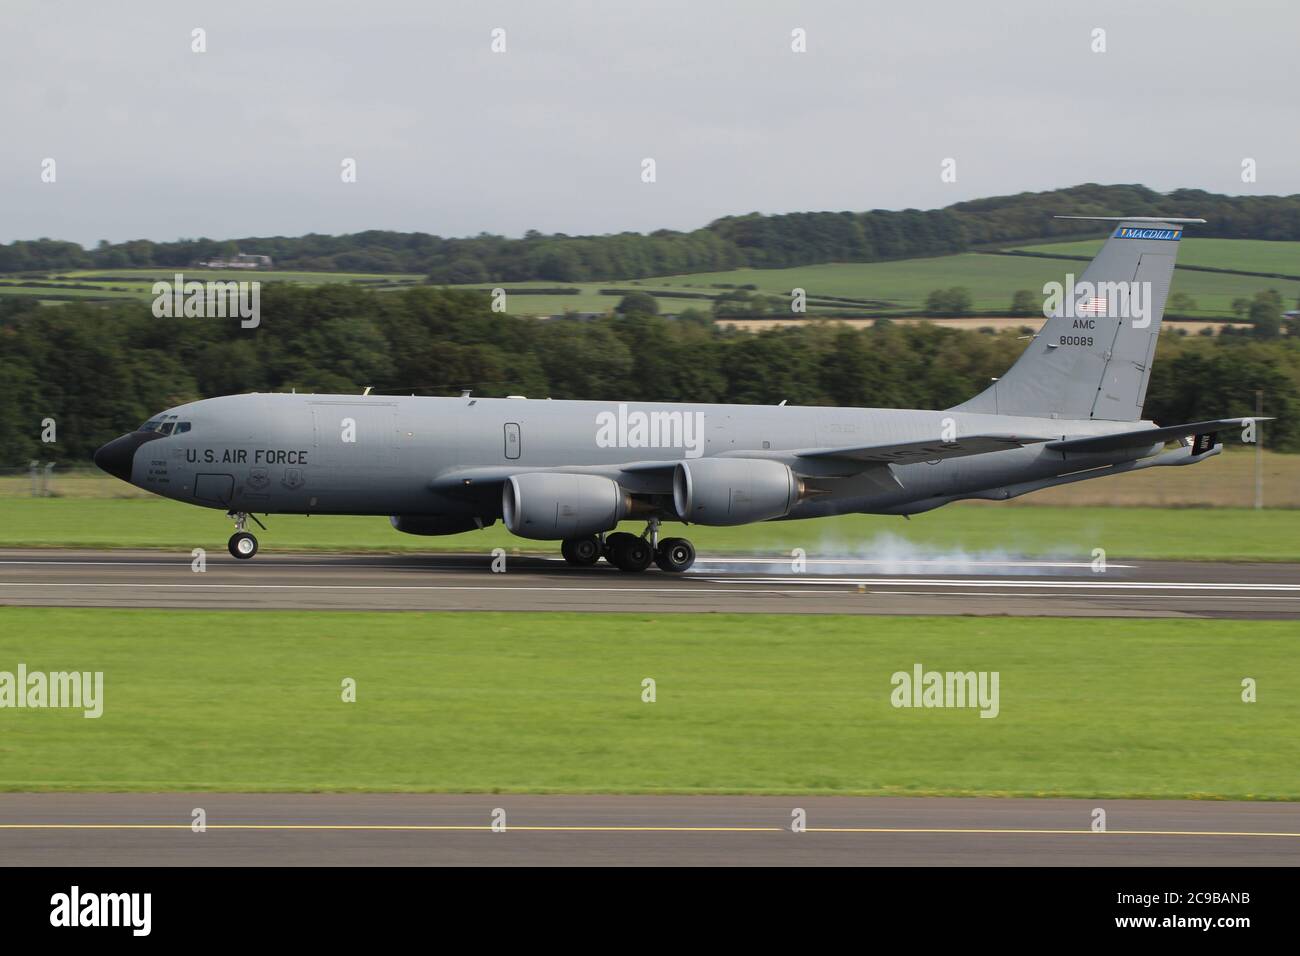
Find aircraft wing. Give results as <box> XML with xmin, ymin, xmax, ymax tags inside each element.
<box><xmin>430</xmin><ymin>460</ymin><xmax>678</xmax><ymax>496</ymax></box>
<box><xmin>794</xmin><ymin>433</ymin><xmax>1048</xmax><ymax>466</ymax></box>
<box><xmin>1045</xmin><ymin>418</ymin><xmax>1270</xmax><ymax>454</ymax></box>
<box><xmin>429</xmin><ymin>434</ymin><xmax>1048</xmax><ymax>494</ymax></box>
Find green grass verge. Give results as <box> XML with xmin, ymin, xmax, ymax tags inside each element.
<box><xmin>0</xmin><ymin>609</ymin><xmax>1293</xmax><ymax>797</ymax></box>
<box><xmin>2</xmin><ymin>498</ymin><xmax>1298</xmax><ymax>561</ymax></box>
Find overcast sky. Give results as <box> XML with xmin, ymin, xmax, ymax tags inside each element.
<box><xmin>3</xmin><ymin>0</ymin><xmax>1296</xmax><ymax>246</ymax></box>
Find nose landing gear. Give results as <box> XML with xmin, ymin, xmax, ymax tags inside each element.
<box><xmin>226</xmin><ymin>511</ymin><xmax>266</xmax><ymax>560</ymax></box>
<box><xmin>229</xmin><ymin>531</ymin><xmax>258</xmax><ymax>559</ymax></box>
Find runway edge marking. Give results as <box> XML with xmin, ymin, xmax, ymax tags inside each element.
<box><xmin>2</xmin><ymin>824</ymin><xmax>1298</xmax><ymax>837</ymax></box>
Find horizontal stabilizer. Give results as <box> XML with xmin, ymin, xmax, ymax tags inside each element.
<box><xmin>797</xmin><ymin>433</ymin><xmax>1047</xmax><ymax>465</ymax></box>
<box><xmin>1052</xmin><ymin>215</ymin><xmax>1207</xmax><ymax>224</ymax></box>
<box><xmin>1046</xmin><ymin>418</ymin><xmax>1269</xmax><ymax>454</ymax></box>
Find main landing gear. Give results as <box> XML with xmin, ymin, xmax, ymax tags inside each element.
<box><xmin>653</xmin><ymin>536</ymin><xmax>696</xmax><ymax>573</ymax></box>
<box><xmin>559</xmin><ymin>535</ymin><xmax>601</xmax><ymax>566</ymax></box>
<box><xmin>227</xmin><ymin>511</ymin><xmax>266</xmax><ymax>560</ymax></box>
<box><xmin>604</xmin><ymin>531</ymin><xmax>654</xmax><ymax>572</ymax></box>
<box><xmin>560</xmin><ymin>520</ymin><xmax>696</xmax><ymax>574</ymax></box>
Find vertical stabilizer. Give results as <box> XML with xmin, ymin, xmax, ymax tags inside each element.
<box><xmin>952</xmin><ymin>216</ymin><xmax>1203</xmax><ymax>421</ymax></box>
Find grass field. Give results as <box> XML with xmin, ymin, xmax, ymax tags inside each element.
<box><xmin>1</xmin><ymin>496</ymin><xmax>1297</xmax><ymax>561</ymax></box>
<box><xmin>0</xmin><ymin>609</ymin><xmax>1293</xmax><ymax>798</ymax></box>
<box><xmin>8</xmin><ymin>238</ymin><xmax>1295</xmax><ymax>318</ymax></box>
<box><xmin>627</xmin><ymin>255</ymin><xmax>1300</xmax><ymax>318</ymax></box>
<box><xmin>0</xmin><ymin>285</ymin><xmax>145</xmax><ymax>300</ymax></box>
<box><xmin>54</xmin><ymin>268</ymin><xmax>426</xmax><ymax>287</ymax></box>
<box><xmin>0</xmin><ymin>268</ymin><xmax>426</xmax><ymax>304</ymax></box>
<box><xmin>1011</xmin><ymin>237</ymin><xmax>1300</xmax><ymax>278</ymax></box>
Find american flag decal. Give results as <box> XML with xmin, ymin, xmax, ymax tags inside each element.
<box><xmin>1076</xmin><ymin>296</ymin><xmax>1108</xmax><ymax>315</ymax></box>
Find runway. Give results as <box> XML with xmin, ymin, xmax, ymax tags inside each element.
<box><xmin>2</xmin><ymin>793</ymin><xmax>1296</xmax><ymax>866</ymax></box>
<box><xmin>1</xmin><ymin>549</ymin><xmax>1298</xmax><ymax>618</ymax></box>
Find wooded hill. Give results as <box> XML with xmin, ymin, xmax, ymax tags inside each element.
<box><xmin>4</xmin><ymin>184</ymin><xmax>1297</xmax><ymax>282</ymax></box>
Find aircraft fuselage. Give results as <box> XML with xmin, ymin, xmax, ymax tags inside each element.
<box><xmin>99</xmin><ymin>391</ymin><xmax>1162</xmax><ymax>521</ymax></box>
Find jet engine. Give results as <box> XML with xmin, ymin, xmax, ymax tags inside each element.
<box><xmin>673</xmin><ymin>458</ymin><xmax>804</xmax><ymax>526</ymax></box>
<box><xmin>390</xmin><ymin>515</ymin><xmax>494</xmax><ymax>536</ymax></box>
<box><xmin>502</xmin><ymin>472</ymin><xmax>631</xmax><ymax>540</ymax></box>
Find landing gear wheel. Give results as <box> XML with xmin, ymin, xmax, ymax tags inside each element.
<box><xmin>228</xmin><ymin>531</ymin><xmax>258</xmax><ymax>559</ymax></box>
<box><xmin>608</xmin><ymin>533</ymin><xmax>654</xmax><ymax>572</ymax></box>
<box><xmin>561</xmin><ymin>535</ymin><xmax>601</xmax><ymax>567</ymax></box>
<box><xmin>602</xmin><ymin>532</ymin><xmax>637</xmax><ymax>563</ymax></box>
<box><xmin>654</xmin><ymin>537</ymin><xmax>695</xmax><ymax>573</ymax></box>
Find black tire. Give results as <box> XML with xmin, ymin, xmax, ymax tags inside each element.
<box><xmin>654</xmin><ymin>537</ymin><xmax>695</xmax><ymax>573</ymax></box>
<box><xmin>228</xmin><ymin>531</ymin><xmax>258</xmax><ymax>559</ymax></box>
<box><xmin>561</xmin><ymin>535</ymin><xmax>601</xmax><ymax>566</ymax></box>
<box><xmin>609</xmin><ymin>534</ymin><xmax>654</xmax><ymax>572</ymax></box>
<box><xmin>602</xmin><ymin>531</ymin><xmax>637</xmax><ymax>563</ymax></box>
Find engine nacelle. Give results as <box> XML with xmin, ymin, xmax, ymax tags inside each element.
<box><xmin>390</xmin><ymin>515</ymin><xmax>494</xmax><ymax>536</ymax></box>
<box><xmin>673</xmin><ymin>458</ymin><xmax>803</xmax><ymax>526</ymax></box>
<box><xmin>502</xmin><ymin>472</ymin><xmax>630</xmax><ymax>540</ymax></box>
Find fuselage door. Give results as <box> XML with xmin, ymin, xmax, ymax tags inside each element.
<box><xmin>193</xmin><ymin>473</ymin><xmax>234</xmax><ymax>505</ymax></box>
<box><xmin>504</xmin><ymin>422</ymin><xmax>521</xmax><ymax>460</ymax></box>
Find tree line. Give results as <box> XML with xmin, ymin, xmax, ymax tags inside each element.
<box><xmin>4</xmin><ymin>184</ymin><xmax>1300</xmax><ymax>281</ymax></box>
<box><xmin>2</xmin><ymin>285</ymin><xmax>1296</xmax><ymax>468</ymax></box>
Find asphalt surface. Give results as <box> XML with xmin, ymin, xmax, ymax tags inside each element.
<box><xmin>3</xmin><ymin>553</ymin><xmax>1296</xmax><ymax>867</ymax></box>
<box><xmin>2</xmin><ymin>793</ymin><xmax>1296</xmax><ymax>866</ymax></box>
<box><xmin>1</xmin><ymin>549</ymin><xmax>1298</xmax><ymax>618</ymax></box>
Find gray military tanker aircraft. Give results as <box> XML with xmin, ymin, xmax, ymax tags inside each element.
<box><xmin>94</xmin><ymin>216</ymin><xmax>1263</xmax><ymax>572</ymax></box>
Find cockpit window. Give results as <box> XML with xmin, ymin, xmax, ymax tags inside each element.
<box><xmin>138</xmin><ymin>416</ymin><xmax>190</xmax><ymax>434</ymax></box>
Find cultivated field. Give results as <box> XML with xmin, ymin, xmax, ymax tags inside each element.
<box><xmin>0</xmin><ymin>268</ymin><xmax>426</xmax><ymax>303</ymax></box>
<box><xmin>717</xmin><ymin>315</ymin><xmax>1252</xmax><ymax>336</ymax></box>
<box><xmin>6</xmin><ymin>237</ymin><xmax>1295</xmax><ymax>320</ymax></box>
<box><xmin>623</xmin><ymin>253</ymin><xmax>1300</xmax><ymax>319</ymax></box>
<box><xmin>1011</xmin><ymin>237</ymin><xmax>1300</xmax><ymax>277</ymax></box>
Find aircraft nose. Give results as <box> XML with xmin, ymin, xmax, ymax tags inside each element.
<box><xmin>93</xmin><ymin>432</ymin><xmax>158</xmax><ymax>482</ymax></box>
